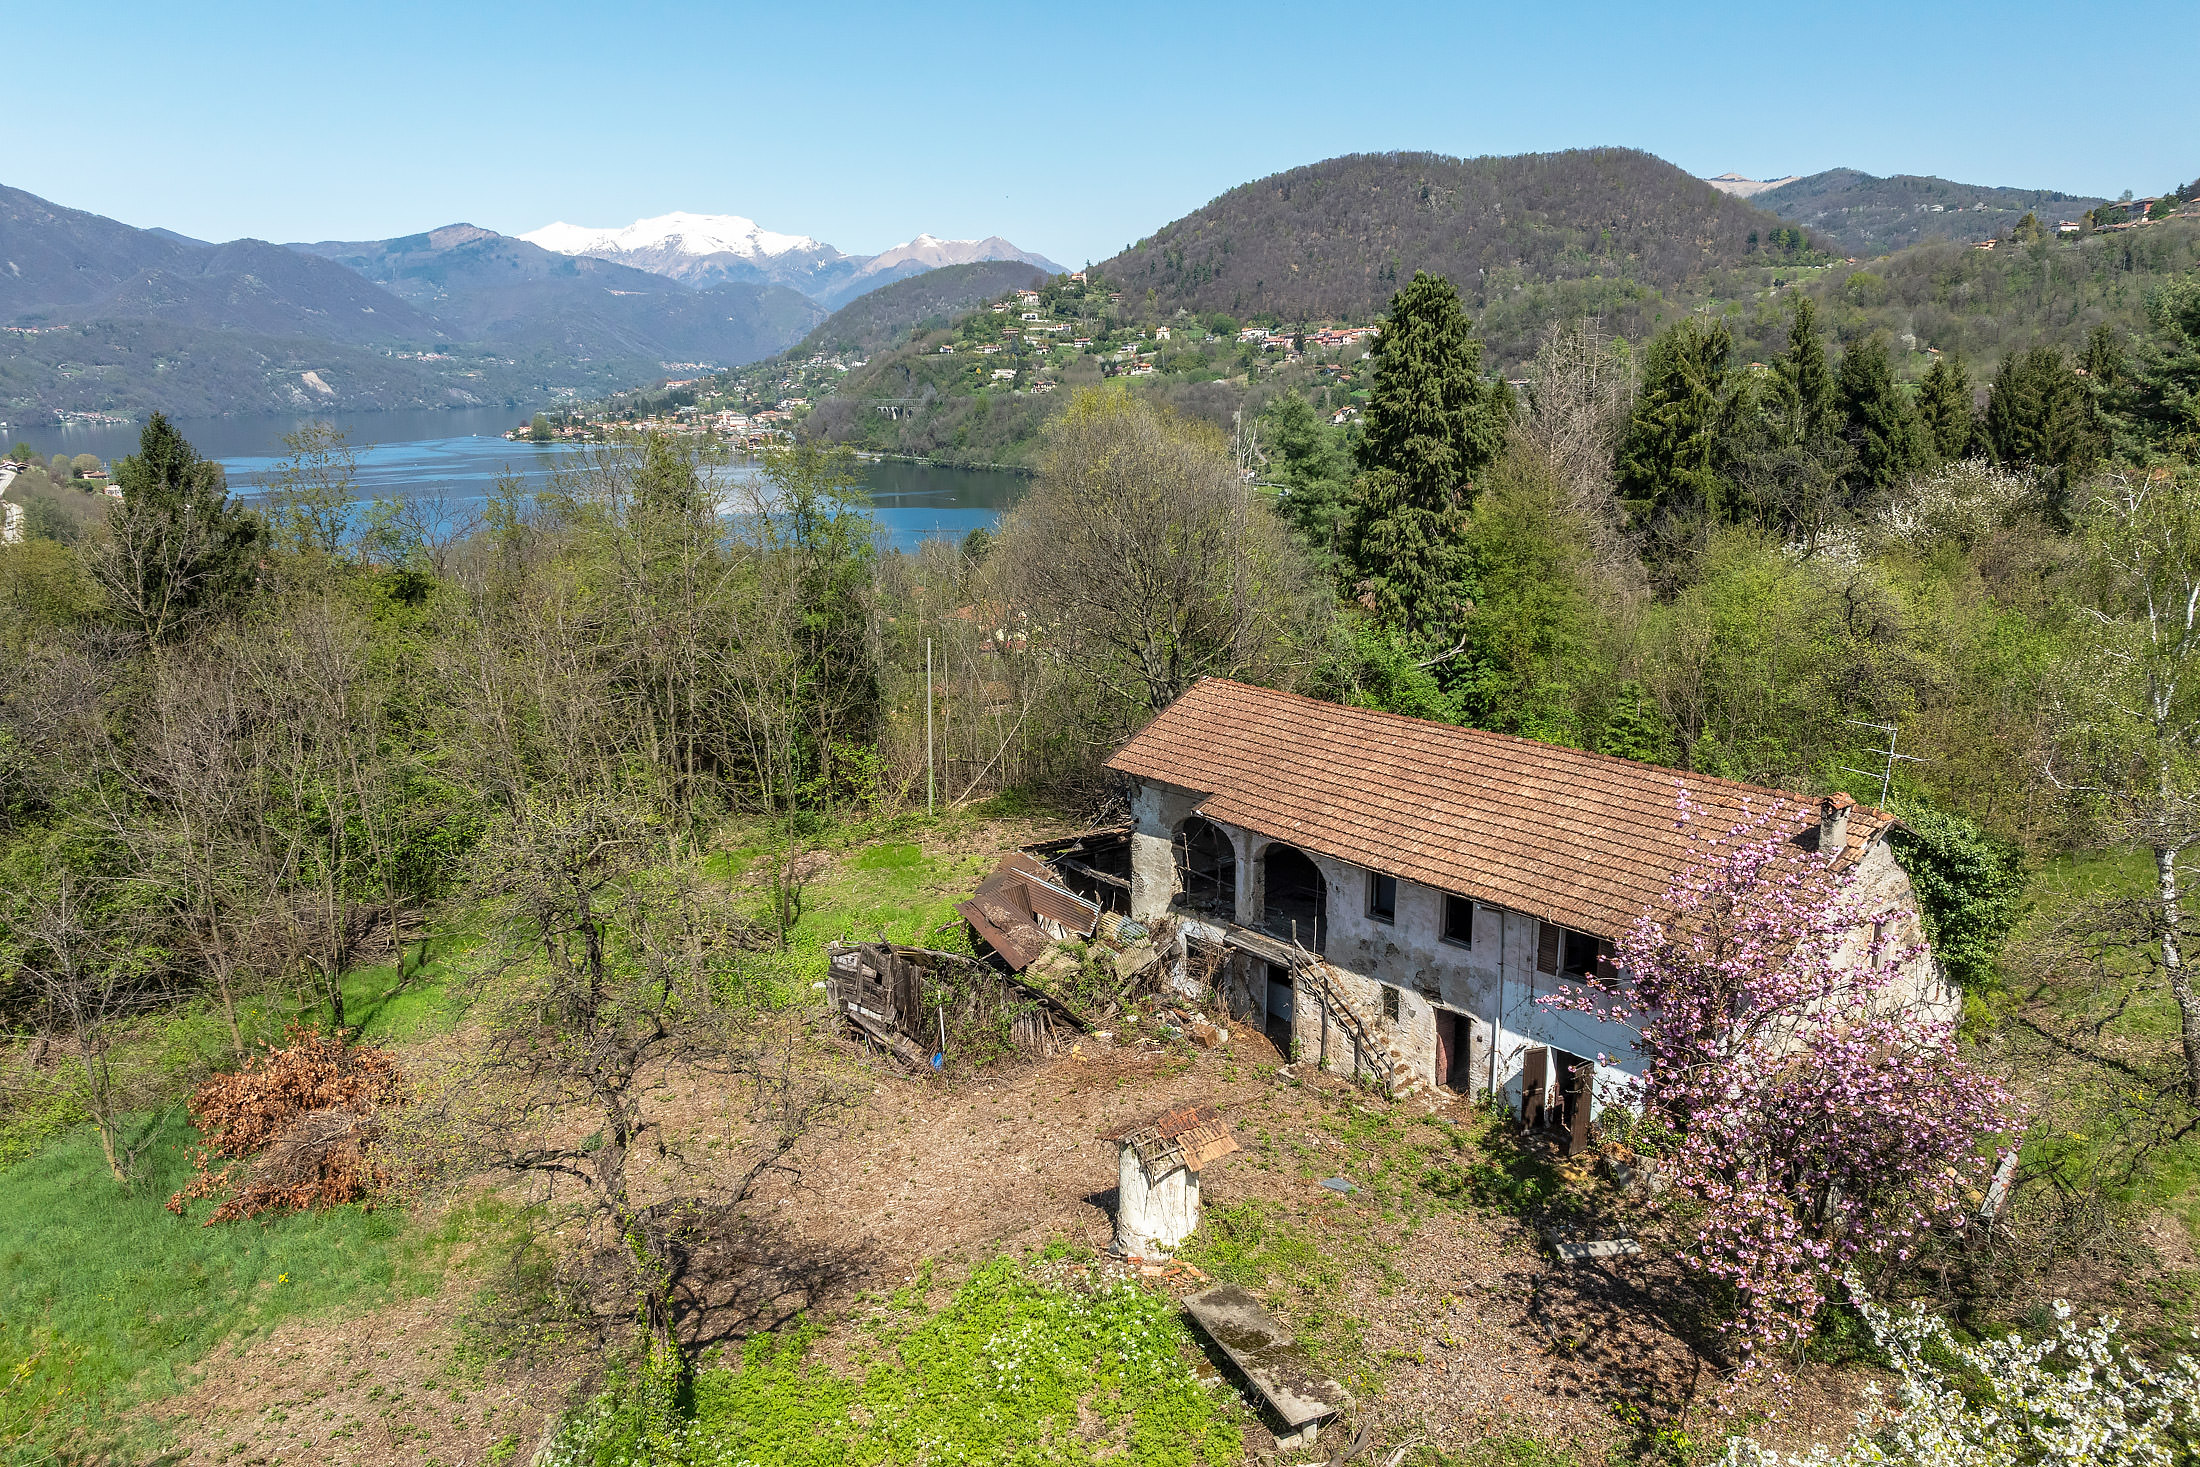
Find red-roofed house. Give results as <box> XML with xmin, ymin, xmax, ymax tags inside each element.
<box><xmin>1105</xmin><ymin>679</ymin><xmax>1951</xmax><ymax>1147</ymax></box>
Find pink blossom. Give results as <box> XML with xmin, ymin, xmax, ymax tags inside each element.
<box><xmin>1543</xmin><ymin>795</ymin><xmax>2014</xmax><ymax>1401</ymax></box>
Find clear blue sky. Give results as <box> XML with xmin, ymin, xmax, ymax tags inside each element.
<box><xmin>8</xmin><ymin>0</ymin><xmax>2193</xmax><ymax>265</ymax></box>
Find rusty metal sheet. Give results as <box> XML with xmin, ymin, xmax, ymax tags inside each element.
<box><xmin>959</xmin><ymin>892</ymin><xmax>1050</xmax><ymax>971</ymax></box>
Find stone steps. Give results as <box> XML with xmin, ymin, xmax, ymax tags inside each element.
<box><xmin>1295</xmin><ymin>957</ymin><xmax>1427</xmax><ymax>1101</ymax></box>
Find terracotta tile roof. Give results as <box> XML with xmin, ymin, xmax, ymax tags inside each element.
<box><xmin>1104</xmin><ymin>678</ymin><xmax>1891</xmax><ymax>940</ymax></box>
<box><xmin>1104</xmin><ymin>1103</ymin><xmax>1240</xmax><ymax>1176</ymax></box>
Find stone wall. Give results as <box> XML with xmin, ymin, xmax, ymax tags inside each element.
<box><xmin>1121</xmin><ymin>776</ymin><xmax>1945</xmax><ymax>1123</ymax></box>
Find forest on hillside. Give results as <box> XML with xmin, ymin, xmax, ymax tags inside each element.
<box><xmin>1096</xmin><ymin>148</ymin><xmax>1814</xmax><ymax>326</ymax></box>
<box><xmin>793</xmin><ymin>259</ymin><xmax>1051</xmax><ymax>359</ymax></box>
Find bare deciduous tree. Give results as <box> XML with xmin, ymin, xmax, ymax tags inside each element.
<box><xmin>400</xmin><ymin>797</ymin><xmax>845</xmax><ymax>1378</ymax></box>
<box><xmin>2050</xmin><ymin>466</ymin><xmax>2200</xmax><ymax>1101</ymax></box>
<box><xmin>11</xmin><ymin>878</ymin><xmax>161</xmax><ymax>1182</ymax></box>
<box><xmin>994</xmin><ymin>387</ymin><xmax>1325</xmax><ymax>735</ymax></box>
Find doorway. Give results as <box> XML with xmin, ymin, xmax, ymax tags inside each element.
<box><xmin>1521</xmin><ymin>1045</ymin><xmax>1594</xmax><ymax>1155</ymax></box>
<box><xmin>1434</xmin><ymin>1009</ymin><xmax>1476</xmax><ymax>1094</ymax></box>
<box><xmin>1264</xmin><ymin>962</ymin><xmax>1295</xmax><ymax>1054</ymax></box>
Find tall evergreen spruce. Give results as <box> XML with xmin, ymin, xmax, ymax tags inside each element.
<box><xmin>1836</xmin><ymin>332</ymin><xmax>1927</xmax><ymax>495</ymax></box>
<box><xmin>2126</xmin><ymin>280</ymin><xmax>2200</xmax><ymax>450</ymax></box>
<box><xmin>1774</xmin><ymin>295</ymin><xmax>1837</xmax><ymax>441</ymax></box>
<box><xmin>98</xmin><ymin>413</ymin><xmax>263</xmax><ymax>642</ymax></box>
<box><xmin>1985</xmin><ymin>345</ymin><xmax>2104</xmax><ymax>516</ymax></box>
<box><xmin>1616</xmin><ymin>315</ymin><xmax>1734</xmax><ymax>525</ymax></box>
<box><xmin>1342</xmin><ymin>271</ymin><xmax>1507</xmax><ymax>639</ymax></box>
<box><xmin>1916</xmin><ymin>351</ymin><xmax>1976</xmax><ymax>462</ymax></box>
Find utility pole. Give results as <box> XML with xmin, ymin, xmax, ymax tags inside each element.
<box><xmin>925</xmin><ymin>638</ymin><xmax>935</xmax><ymax>816</ymax></box>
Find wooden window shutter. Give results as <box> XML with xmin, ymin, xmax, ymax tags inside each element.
<box><xmin>1536</xmin><ymin>922</ymin><xmax>1560</xmax><ymax>976</ymax></box>
<box><xmin>1566</xmin><ymin>1061</ymin><xmax>1593</xmax><ymax>1155</ymax></box>
<box><xmin>1521</xmin><ymin>1046</ymin><xmax>1548</xmax><ymax>1128</ymax></box>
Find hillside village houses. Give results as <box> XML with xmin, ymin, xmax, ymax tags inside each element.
<box><xmin>1105</xmin><ymin>679</ymin><xmax>1953</xmax><ymax>1153</ymax></box>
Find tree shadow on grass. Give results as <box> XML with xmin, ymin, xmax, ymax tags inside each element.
<box><xmin>667</xmin><ymin>1206</ymin><xmax>887</xmax><ymax>1350</ymax></box>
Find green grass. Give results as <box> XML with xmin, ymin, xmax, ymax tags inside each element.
<box><xmin>1177</xmin><ymin>1199</ymin><xmax>1376</xmax><ymax>1387</ymax></box>
<box><xmin>2005</xmin><ymin>848</ymin><xmax>2200</xmax><ymax>1228</ymax></box>
<box><xmin>711</xmin><ymin>814</ymin><xmax>1004</xmax><ymax>962</ymax></box>
<box><xmin>335</xmin><ymin>926</ymin><xmax>482</xmax><ymax>1042</ymax></box>
<box><xmin>0</xmin><ymin>1114</ymin><xmax>476</xmax><ymax>1463</ymax></box>
<box><xmin>537</xmin><ymin>1254</ymin><xmax>1244</xmax><ymax>1466</ymax></box>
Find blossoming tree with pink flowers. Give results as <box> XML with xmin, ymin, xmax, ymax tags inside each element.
<box><xmin>1547</xmin><ymin>797</ymin><xmax>2015</xmax><ymax>1394</ymax></box>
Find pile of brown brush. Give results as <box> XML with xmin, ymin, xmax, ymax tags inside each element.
<box><xmin>167</xmin><ymin>1027</ymin><xmax>400</xmax><ymax>1224</ymax></box>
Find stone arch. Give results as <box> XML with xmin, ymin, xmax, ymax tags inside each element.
<box><xmin>1174</xmin><ymin>816</ymin><xmax>1237</xmax><ymax>918</ymax></box>
<box><xmin>1261</xmin><ymin>843</ymin><xmax>1327</xmax><ymax>954</ymax></box>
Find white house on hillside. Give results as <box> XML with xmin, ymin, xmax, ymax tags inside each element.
<box><xmin>1105</xmin><ymin>679</ymin><xmax>1951</xmax><ymax>1152</ymax></box>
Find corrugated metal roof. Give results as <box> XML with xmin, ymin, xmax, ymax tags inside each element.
<box><xmin>957</xmin><ymin>854</ymin><xmax>1102</xmax><ymax>970</ymax></box>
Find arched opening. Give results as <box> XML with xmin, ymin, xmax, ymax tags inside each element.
<box><xmin>1174</xmin><ymin>817</ymin><xmax>1236</xmax><ymax>919</ymax></box>
<box><xmin>1261</xmin><ymin>844</ymin><xmax>1326</xmax><ymax>954</ymax></box>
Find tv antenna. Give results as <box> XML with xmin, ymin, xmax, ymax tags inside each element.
<box><xmin>1838</xmin><ymin>719</ymin><xmax>1924</xmax><ymax>809</ymax></box>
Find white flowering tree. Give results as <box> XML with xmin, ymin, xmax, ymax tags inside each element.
<box><xmin>1728</xmin><ymin>1288</ymin><xmax>2200</xmax><ymax>1467</ymax></box>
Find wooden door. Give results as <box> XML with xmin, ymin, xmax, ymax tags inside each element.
<box><xmin>1562</xmin><ymin>1056</ymin><xmax>1593</xmax><ymax>1155</ymax></box>
<box><xmin>1434</xmin><ymin>1012</ymin><xmax>1454</xmax><ymax>1092</ymax></box>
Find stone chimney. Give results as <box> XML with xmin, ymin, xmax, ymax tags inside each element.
<box><xmin>1819</xmin><ymin>793</ymin><xmax>1854</xmax><ymax>853</ymax></box>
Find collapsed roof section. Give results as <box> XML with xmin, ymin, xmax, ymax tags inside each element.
<box><xmin>958</xmin><ymin>852</ymin><xmax>1102</xmax><ymax>971</ymax></box>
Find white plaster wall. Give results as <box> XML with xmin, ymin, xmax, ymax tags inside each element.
<box><xmin>1125</xmin><ymin>781</ymin><xmax>1948</xmax><ymax>1120</ymax></box>
<box><xmin>1115</xmin><ymin>1147</ymin><xmax>1201</xmax><ymax>1258</ymax></box>
<box><xmin>1129</xmin><ymin>780</ymin><xmax>1203</xmax><ymax>922</ymax></box>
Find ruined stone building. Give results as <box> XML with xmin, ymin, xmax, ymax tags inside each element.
<box><xmin>1106</xmin><ymin>679</ymin><xmax>1951</xmax><ymax>1150</ymax></box>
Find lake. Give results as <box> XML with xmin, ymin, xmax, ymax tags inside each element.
<box><xmin>15</xmin><ymin>407</ymin><xmax>1024</xmax><ymax>553</ymax></box>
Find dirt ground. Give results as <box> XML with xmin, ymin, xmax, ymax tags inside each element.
<box><xmin>150</xmin><ymin>1014</ymin><xmax>1873</xmax><ymax>1465</ymax></box>
<box><xmin>153</xmin><ymin>1287</ymin><xmax>587</xmax><ymax>1466</ymax></box>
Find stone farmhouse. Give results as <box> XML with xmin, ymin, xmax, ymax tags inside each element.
<box><xmin>1105</xmin><ymin>679</ymin><xmax>1952</xmax><ymax>1153</ymax></box>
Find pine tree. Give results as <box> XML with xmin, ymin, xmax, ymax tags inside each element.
<box><xmin>1616</xmin><ymin>315</ymin><xmax>1734</xmax><ymax>525</ymax></box>
<box><xmin>1915</xmin><ymin>351</ymin><xmax>1975</xmax><ymax>461</ymax></box>
<box><xmin>1836</xmin><ymin>332</ymin><xmax>1927</xmax><ymax>495</ymax></box>
<box><xmin>2125</xmin><ymin>280</ymin><xmax>2200</xmax><ymax>451</ymax></box>
<box><xmin>94</xmin><ymin>413</ymin><xmax>262</xmax><ymax>641</ymax></box>
<box><xmin>1342</xmin><ymin>271</ymin><xmax>1507</xmax><ymax>638</ymax></box>
<box><xmin>1773</xmin><ymin>295</ymin><xmax>1836</xmax><ymax>441</ymax></box>
<box><xmin>1985</xmin><ymin>346</ymin><xmax>2104</xmax><ymax>515</ymax></box>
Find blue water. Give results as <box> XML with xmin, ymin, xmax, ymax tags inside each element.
<box><xmin>16</xmin><ymin>407</ymin><xmax>1023</xmax><ymax>553</ymax></box>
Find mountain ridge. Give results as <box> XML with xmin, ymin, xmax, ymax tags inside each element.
<box><xmin>0</xmin><ymin>186</ymin><xmax>826</xmax><ymax>418</ymax></box>
<box><xmin>1092</xmin><ymin>147</ymin><xmax>1802</xmax><ymax>358</ymax></box>
<box><xmin>518</xmin><ymin>210</ymin><xmax>1062</xmax><ymax>309</ymax></box>
<box><xmin>1749</xmin><ymin>168</ymin><xmax>2111</xmax><ymax>253</ymax></box>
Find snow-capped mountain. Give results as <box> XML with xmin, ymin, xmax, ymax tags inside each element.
<box><xmin>849</xmin><ymin>233</ymin><xmax>1060</xmax><ymax>290</ymax></box>
<box><xmin>520</xmin><ymin>212</ymin><xmax>1063</xmax><ymax>308</ymax></box>
<box><xmin>520</xmin><ymin>211</ymin><xmax>846</xmax><ymax>294</ymax></box>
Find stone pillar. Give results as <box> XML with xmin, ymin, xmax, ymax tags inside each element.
<box><xmin>1128</xmin><ymin>779</ymin><xmax>1198</xmax><ymax>923</ymax></box>
<box><xmin>1114</xmin><ymin>1145</ymin><xmax>1201</xmax><ymax>1259</ymax></box>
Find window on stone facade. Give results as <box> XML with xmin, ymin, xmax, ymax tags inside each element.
<box><xmin>1441</xmin><ymin>894</ymin><xmax>1474</xmax><ymax>947</ymax></box>
<box><xmin>1537</xmin><ymin>922</ymin><xmax>1602</xmax><ymax>980</ymax></box>
<box><xmin>1381</xmin><ymin>984</ymin><xmax>1401</xmax><ymax>1022</ymax></box>
<box><xmin>1367</xmin><ymin>871</ymin><xmax>1397</xmax><ymax>924</ymax></box>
